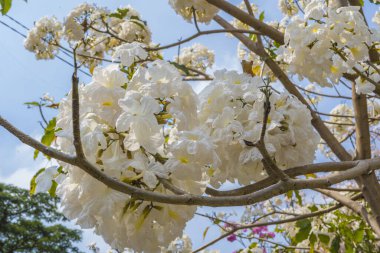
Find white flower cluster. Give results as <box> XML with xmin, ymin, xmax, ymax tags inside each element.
<box><xmin>31</xmin><ymin>35</ymin><xmax>318</xmax><ymax>250</ymax></box>
<box><xmin>327</xmin><ymin>104</ymin><xmax>354</xmax><ymax>142</ymax></box>
<box><xmin>175</xmin><ymin>43</ymin><xmax>215</xmax><ymax>73</ymax></box>
<box><xmin>198</xmin><ymin>70</ymin><xmax>319</xmax><ymax>185</ymax></box>
<box><xmin>373</xmin><ymin>10</ymin><xmax>380</xmax><ymax>25</ymax></box>
<box><xmin>161</xmin><ymin>234</ymin><xmax>220</xmax><ymax>253</ymax></box>
<box><xmin>25</xmin><ymin>3</ymin><xmax>151</xmax><ymax>68</ymax></box>
<box><xmin>278</xmin><ymin>0</ymin><xmax>374</xmax><ymax>90</ymax></box>
<box><xmin>278</xmin><ymin>0</ymin><xmax>299</xmax><ymax>16</ymax></box>
<box><xmin>24</xmin><ymin>16</ymin><xmax>62</xmax><ymax>59</ymax></box>
<box><xmin>168</xmin><ymin>0</ymin><xmax>219</xmax><ymax>23</ymax></box>
<box><xmin>55</xmin><ymin>61</ymin><xmax>203</xmax><ymax>252</ymax></box>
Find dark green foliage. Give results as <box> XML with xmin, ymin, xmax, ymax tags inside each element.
<box><xmin>0</xmin><ymin>183</ymin><xmax>83</xmax><ymax>253</ymax></box>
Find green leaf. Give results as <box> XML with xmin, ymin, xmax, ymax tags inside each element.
<box><xmin>135</xmin><ymin>205</ymin><xmax>152</xmax><ymax>230</ymax></box>
<box><xmin>170</xmin><ymin>62</ymin><xmax>191</xmax><ymax>75</ymax></box>
<box><xmin>309</xmin><ymin>232</ymin><xmax>317</xmax><ymax>253</ymax></box>
<box><xmin>308</xmin><ymin>205</ymin><xmax>318</xmax><ymax>212</ymax></box>
<box><xmin>318</xmin><ymin>233</ymin><xmax>331</xmax><ymax>245</ymax></box>
<box><xmin>259</xmin><ymin>11</ymin><xmax>265</xmax><ymax>22</ymax></box>
<box><xmin>109</xmin><ymin>7</ymin><xmax>130</xmax><ymax>19</ymax></box>
<box><xmin>273</xmin><ymin>41</ymin><xmax>281</xmax><ymax>48</ymax></box>
<box><xmin>0</xmin><ymin>0</ymin><xmax>12</xmax><ymax>15</ymax></box>
<box><xmin>34</xmin><ymin>117</ymin><xmax>57</xmax><ymax>160</ymax></box>
<box><xmin>24</xmin><ymin>101</ymin><xmax>40</xmax><ymax>107</ymax></box>
<box><xmin>203</xmin><ymin>226</ymin><xmax>210</xmax><ymax>240</ymax></box>
<box><xmin>249</xmin><ymin>242</ymin><xmax>258</xmax><ymax>249</ymax></box>
<box><xmin>330</xmin><ymin>236</ymin><xmax>341</xmax><ymax>253</ymax></box>
<box><xmin>358</xmin><ymin>0</ymin><xmax>364</xmax><ymax>6</ymax></box>
<box><xmin>353</xmin><ymin>229</ymin><xmax>364</xmax><ymax>243</ymax></box>
<box><xmin>295</xmin><ymin>219</ymin><xmax>312</xmax><ymax>243</ymax></box>
<box><xmin>30</xmin><ymin>168</ymin><xmax>45</xmax><ymax>195</ymax></box>
<box><xmin>295</xmin><ymin>190</ymin><xmax>303</xmax><ymax>206</ymax></box>
<box><xmin>48</xmin><ymin>180</ymin><xmax>58</xmax><ymax>197</ymax></box>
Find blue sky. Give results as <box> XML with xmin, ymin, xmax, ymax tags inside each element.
<box><xmin>1</xmin><ymin>0</ymin><xmax>379</xmax><ymax>252</ymax></box>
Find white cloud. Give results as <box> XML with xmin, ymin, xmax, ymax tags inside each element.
<box><xmin>0</xmin><ymin>167</ymin><xmax>36</xmax><ymax>188</ymax></box>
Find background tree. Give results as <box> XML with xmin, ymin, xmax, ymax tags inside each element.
<box><xmin>0</xmin><ymin>183</ymin><xmax>83</xmax><ymax>253</ymax></box>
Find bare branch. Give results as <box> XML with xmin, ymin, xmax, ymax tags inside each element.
<box><xmin>147</xmin><ymin>29</ymin><xmax>262</xmax><ymax>52</ymax></box>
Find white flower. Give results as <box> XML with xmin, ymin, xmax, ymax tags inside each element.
<box><xmin>116</xmin><ymin>91</ymin><xmax>164</xmax><ymax>153</ymax></box>
<box><xmin>168</xmin><ymin>0</ymin><xmax>219</xmax><ymax>23</ymax></box>
<box><xmin>127</xmin><ymin>153</ymin><xmax>170</xmax><ymax>188</ymax></box>
<box><xmin>63</xmin><ymin>3</ymin><xmax>95</xmax><ymax>41</ymax></box>
<box><xmin>129</xmin><ymin>60</ymin><xmax>182</xmax><ymax>98</ymax></box>
<box><xmin>24</xmin><ymin>16</ymin><xmax>62</xmax><ymax>59</ymax></box>
<box><xmin>304</xmin><ymin>0</ymin><xmax>326</xmax><ymax>20</ymax></box>
<box><xmin>35</xmin><ymin>166</ymin><xmax>58</xmax><ymax>193</ymax></box>
<box><xmin>278</xmin><ymin>2</ymin><xmax>372</xmax><ymax>87</ymax></box>
<box><xmin>162</xmin><ymin>234</ymin><xmax>193</xmax><ymax>253</ymax></box>
<box><xmin>278</xmin><ymin>0</ymin><xmax>299</xmax><ymax>16</ymax></box>
<box><xmin>373</xmin><ymin>10</ymin><xmax>380</xmax><ymax>26</ymax></box>
<box><xmin>112</xmin><ymin>42</ymin><xmax>148</xmax><ymax>67</ymax></box>
<box><xmin>92</xmin><ymin>64</ymin><xmax>128</xmax><ymax>89</ymax></box>
<box><xmin>175</xmin><ymin>43</ymin><xmax>214</xmax><ymax>73</ymax></box>
<box><xmin>355</xmin><ymin>76</ymin><xmax>376</xmax><ymax>95</ymax></box>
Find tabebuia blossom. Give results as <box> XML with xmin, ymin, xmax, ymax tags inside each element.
<box><xmin>54</xmin><ymin>60</ymin><xmax>204</xmax><ymax>252</ymax></box>
<box><xmin>168</xmin><ymin>0</ymin><xmax>219</xmax><ymax>23</ymax></box>
<box><xmin>24</xmin><ymin>16</ymin><xmax>62</xmax><ymax>59</ymax></box>
<box><xmin>43</xmin><ymin>49</ymin><xmax>318</xmax><ymax>250</ymax></box>
<box><xmin>198</xmin><ymin>70</ymin><xmax>319</xmax><ymax>185</ymax></box>
<box><xmin>277</xmin><ymin>0</ymin><xmax>377</xmax><ymax>92</ymax></box>
<box><xmin>174</xmin><ymin>43</ymin><xmax>215</xmax><ymax>73</ymax></box>
<box><xmin>25</xmin><ymin>3</ymin><xmax>151</xmax><ymax>68</ymax></box>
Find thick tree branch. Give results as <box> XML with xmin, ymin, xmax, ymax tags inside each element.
<box><xmin>205</xmin><ymin>0</ymin><xmax>284</xmax><ymax>44</ymax></box>
<box><xmin>352</xmin><ymin>81</ymin><xmax>380</xmax><ymax>230</ymax></box>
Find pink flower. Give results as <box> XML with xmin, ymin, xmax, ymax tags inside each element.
<box><xmin>227</xmin><ymin>234</ymin><xmax>237</xmax><ymax>242</ymax></box>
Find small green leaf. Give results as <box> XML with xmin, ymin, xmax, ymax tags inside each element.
<box><xmin>24</xmin><ymin>101</ymin><xmax>40</xmax><ymax>107</ymax></box>
<box><xmin>0</xmin><ymin>0</ymin><xmax>12</xmax><ymax>15</ymax></box>
<box><xmin>34</xmin><ymin>117</ymin><xmax>57</xmax><ymax>160</ymax></box>
<box><xmin>330</xmin><ymin>236</ymin><xmax>341</xmax><ymax>253</ymax></box>
<box><xmin>295</xmin><ymin>219</ymin><xmax>312</xmax><ymax>243</ymax></box>
<box><xmin>259</xmin><ymin>11</ymin><xmax>265</xmax><ymax>22</ymax></box>
<box><xmin>273</xmin><ymin>41</ymin><xmax>281</xmax><ymax>48</ymax></box>
<box><xmin>203</xmin><ymin>226</ymin><xmax>210</xmax><ymax>240</ymax></box>
<box><xmin>249</xmin><ymin>242</ymin><xmax>258</xmax><ymax>249</ymax></box>
<box><xmin>308</xmin><ymin>205</ymin><xmax>318</xmax><ymax>212</ymax></box>
<box><xmin>353</xmin><ymin>229</ymin><xmax>364</xmax><ymax>243</ymax></box>
<box><xmin>48</xmin><ymin>180</ymin><xmax>58</xmax><ymax>197</ymax></box>
<box><xmin>30</xmin><ymin>168</ymin><xmax>45</xmax><ymax>195</ymax></box>
<box><xmin>295</xmin><ymin>190</ymin><xmax>303</xmax><ymax>206</ymax></box>
<box><xmin>309</xmin><ymin>233</ymin><xmax>316</xmax><ymax>253</ymax></box>
<box><xmin>135</xmin><ymin>205</ymin><xmax>152</xmax><ymax>230</ymax></box>
<box><xmin>109</xmin><ymin>8</ymin><xmax>130</xmax><ymax>19</ymax></box>
<box><xmin>170</xmin><ymin>62</ymin><xmax>191</xmax><ymax>75</ymax></box>
<box><xmin>318</xmin><ymin>233</ymin><xmax>331</xmax><ymax>245</ymax></box>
